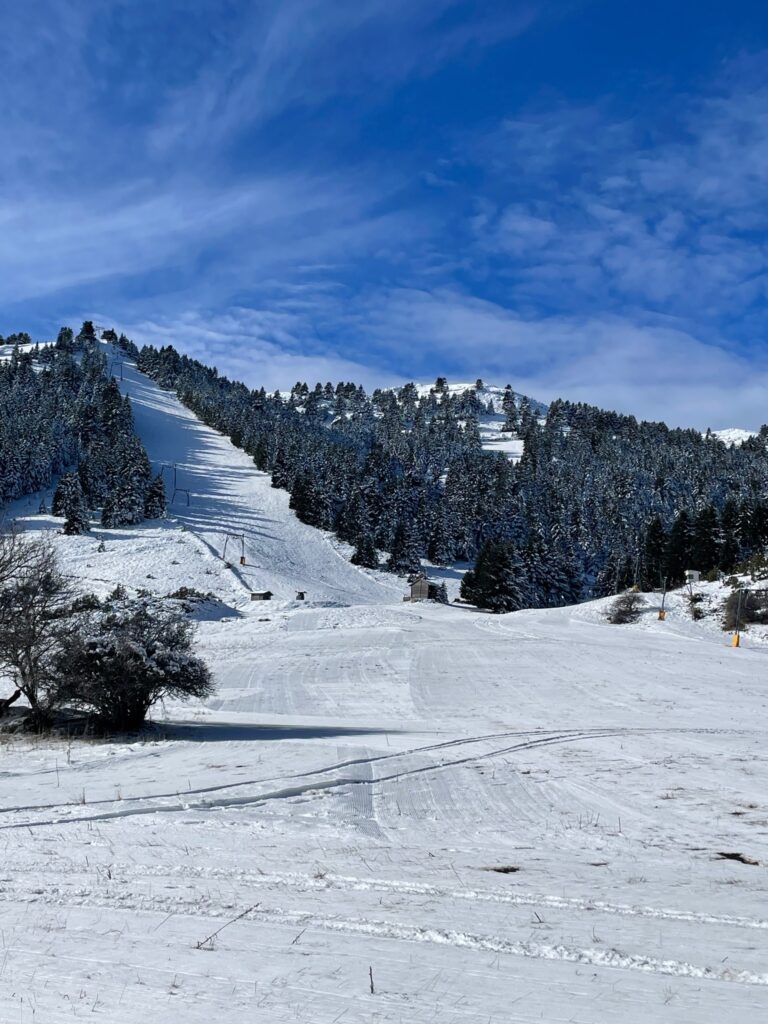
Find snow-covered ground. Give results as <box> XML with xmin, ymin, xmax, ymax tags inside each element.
<box><xmin>1</xmin><ymin>350</ymin><xmax>767</xmax><ymax>1023</ymax></box>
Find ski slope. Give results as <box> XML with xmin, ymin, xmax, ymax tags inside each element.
<box><xmin>114</xmin><ymin>351</ymin><xmax>400</xmax><ymax>606</ymax></box>
<box><xmin>0</xmin><ymin>350</ymin><xmax>767</xmax><ymax>1023</ymax></box>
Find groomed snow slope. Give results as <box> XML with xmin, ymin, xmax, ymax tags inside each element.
<box><xmin>0</xmin><ymin>351</ymin><xmax>767</xmax><ymax>1023</ymax></box>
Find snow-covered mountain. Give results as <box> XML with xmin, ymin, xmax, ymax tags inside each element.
<box><xmin>407</xmin><ymin>378</ymin><xmax>548</xmax><ymax>412</ymax></box>
<box><xmin>710</xmin><ymin>427</ymin><xmax>755</xmax><ymax>446</ymax></box>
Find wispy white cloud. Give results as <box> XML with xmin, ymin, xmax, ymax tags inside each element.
<box><xmin>465</xmin><ymin>60</ymin><xmax>768</xmax><ymax>328</ymax></box>
<box><xmin>148</xmin><ymin>0</ymin><xmax>540</xmax><ymax>155</ymax></box>
<box><xmin>0</xmin><ymin>169</ymin><xmax>419</xmax><ymax>305</ymax></box>
<box><xmin>350</xmin><ymin>286</ymin><xmax>768</xmax><ymax>429</ymax></box>
<box><xmin>114</xmin><ymin>307</ymin><xmax>398</xmax><ymax>393</ymax></box>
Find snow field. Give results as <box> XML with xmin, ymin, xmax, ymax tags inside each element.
<box><xmin>0</xmin><ymin>349</ymin><xmax>766</xmax><ymax>1022</ymax></box>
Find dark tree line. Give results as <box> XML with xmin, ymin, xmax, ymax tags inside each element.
<box><xmin>0</xmin><ymin>326</ymin><xmax>165</xmax><ymax>531</ymax></box>
<box><xmin>121</xmin><ymin>337</ymin><xmax>768</xmax><ymax>610</ymax></box>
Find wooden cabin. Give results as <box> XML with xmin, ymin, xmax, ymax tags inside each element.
<box><xmin>250</xmin><ymin>590</ymin><xmax>273</xmax><ymax>601</ymax></box>
<box><xmin>296</xmin><ymin>591</ymin><xmax>306</xmax><ymax>601</ymax></box>
<box><xmin>404</xmin><ymin>576</ymin><xmax>448</xmax><ymax>603</ymax></box>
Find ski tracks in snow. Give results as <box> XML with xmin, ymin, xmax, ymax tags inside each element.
<box><xmin>1</xmin><ymin>873</ymin><xmax>766</xmax><ymax>988</ymax></box>
<box><xmin>0</xmin><ymin>726</ymin><xmax>697</xmax><ymax>830</ymax></box>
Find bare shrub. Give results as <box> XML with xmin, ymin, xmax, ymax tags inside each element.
<box><xmin>608</xmin><ymin>591</ymin><xmax>645</xmax><ymax>624</ymax></box>
<box><xmin>0</xmin><ymin>533</ymin><xmax>77</xmax><ymax>726</ymax></box>
<box><xmin>723</xmin><ymin>590</ymin><xmax>768</xmax><ymax>631</ymax></box>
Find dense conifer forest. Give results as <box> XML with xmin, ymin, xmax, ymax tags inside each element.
<box><xmin>0</xmin><ymin>324</ymin><xmax>164</xmax><ymax>531</ymax></box>
<box><xmin>120</xmin><ymin>336</ymin><xmax>768</xmax><ymax>609</ymax></box>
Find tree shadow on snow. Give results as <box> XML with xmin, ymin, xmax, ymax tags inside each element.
<box><xmin>162</xmin><ymin>721</ymin><xmax>403</xmax><ymax>743</ymax></box>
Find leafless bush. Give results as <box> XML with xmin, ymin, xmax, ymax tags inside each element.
<box><xmin>0</xmin><ymin>533</ymin><xmax>76</xmax><ymax>726</ymax></box>
<box><xmin>723</xmin><ymin>590</ymin><xmax>768</xmax><ymax>631</ymax></box>
<box><xmin>608</xmin><ymin>591</ymin><xmax>645</xmax><ymax>624</ymax></box>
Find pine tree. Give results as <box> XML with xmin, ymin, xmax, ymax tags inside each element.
<box><xmin>52</xmin><ymin>472</ymin><xmax>79</xmax><ymax>517</ymax></box>
<box><xmin>642</xmin><ymin>516</ymin><xmax>667</xmax><ymax>589</ymax></box>
<box><xmin>351</xmin><ymin>532</ymin><xmax>379</xmax><ymax>569</ymax></box>
<box><xmin>691</xmin><ymin>505</ymin><xmax>720</xmax><ymax>573</ymax></box>
<box><xmin>55</xmin><ymin>326</ymin><xmax>74</xmax><ymax>352</ymax></box>
<box><xmin>102</xmin><ymin>444</ymin><xmax>147</xmax><ymax>527</ymax></box>
<box><xmin>62</xmin><ymin>475</ymin><xmax>89</xmax><ymax>535</ymax></box>
<box><xmin>388</xmin><ymin>521</ymin><xmax>421</xmax><ymax>574</ymax></box>
<box><xmin>720</xmin><ymin>498</ymin><xmax>740</xmax><ymax>570</ymax></box>
<box><xmin>502</xmin><ymin>388</ymin><xmax>519</xmax><ymax>432</ymax></box>
<box><xmin>144</xmin><ymin>474</ymin><xmax>167</xmax><ymax>519</ymax></box>
<box><xmin>427</xmin><ymin>505</ymin><xmax>454</xmax><ymax>566</ymax></box>
<box><xmin>76</xmin><ymin>320</ymin><xmax>97</xmax><ymax>345</ymax></box>
<box><xmin>289</xmin><ymin>473</ymin><xmax>332</xmax><ymax>529</ymax></box>
<box><xmin>461</xmin><ymin>539</ymin><xmax>526</xmax><ymax>613</ymax></box>
<box><xmin>271</xmin><ymin>448</ymin><xmax>291</xmax><ymax>489</ymax></box>
<box><xmin>665</xmin><ymin>511</ymin><xmax>692</xmax><ymax>585</ymax></box>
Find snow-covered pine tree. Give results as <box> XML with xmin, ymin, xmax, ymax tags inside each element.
<box><xmin>351</xmin><ymin>532</ymin><xmax>379</xmax><ymax>569</ymax></box>
<box><xmin>388</xmin><ymin>520</ymin><xmax>422</xmax><ymax>575</ymax></box>
<box><xmin>62</xmin><ymin>475</ymin><xmax>90</xmax><ymax>535</ymax></box>
<box><xmin>642</xmin><ymin>516</ymin><xmax>667</xmax><ymax>590</ymax></box>
<box><xmin>461</xmin><ymin>538</ymin><xmax>526</xmax><ymax>612</ymax></box>
<box><xmin>52</xmin><ymin>472</ymin><xmax>80</xmax><ymax>518</ymax></box>
<box><xmin>144</xmin><ymin>473</ymin><xmax>167</xmax><ymax>519</ymax></box>
<box><xmin>102</xmin><ymin>438</ymin><xmax>152</xmax><ymax>528</ymax></box>
<box><xmin>665</xmin><ymin>511</ymin><xmax>693</xmax><ymax>585</ymax></box>
<box><xmin>55</xmin><ymin>326</ymin><xmax>74</xmax><ymax>352</ymax></box>
<box><xmin>502</xmin><ymin>397</ymin><xmax>519</xmax><ymax>433</ymax></box>
<box><xmin>720</xmin><ymin>498</ymin><xmax>740</xmax><ymax>569</ymax></box>
<box><xmin>691</xmin><ymin>504</ymin><xmax>720</xmax><ymax>573</ymax></box>
<box><xmin>76</xmin><ymin>320</ymin><xmax>97</xmax><ymax>346</ymax></box>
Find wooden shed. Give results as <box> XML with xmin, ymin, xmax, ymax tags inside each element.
<box><xmin>250</xmin><ymin>590</ymin><xmax>273</xmax><ymax>601</ymax></box>
<box><xmin>404</xmin><ymin>576</ymin><xmax>448</xmax><ymax>603</ymax></box>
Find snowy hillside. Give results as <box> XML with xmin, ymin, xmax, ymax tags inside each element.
<box><xmin>710</xmin><ymin>427</ymin><xmax>755</xmax><ymax>446</ymax></box>
<box><xmin>103</xmin><ymin>348</ymin><xmax>401</xmax><ymax>606</ymax></box>
<box><xmin>409</xmin><ymin>378</ymin><xmax>547</xmax><ymax>411</ymax></box>
<box><xmin>410</xmin><ymin>380</ymin><xmax>545</xmax><ymax>460</ymax></box>
<box><xmin>1</xmin><ymin>347</ymin><xmax>767</xmax><ymax>1023</ymax></box>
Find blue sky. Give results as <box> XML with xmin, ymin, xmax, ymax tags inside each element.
<box><xmin>1</xmin><ymin>1</ymin><xmax>767</xmax><ymax>427</ymax></box>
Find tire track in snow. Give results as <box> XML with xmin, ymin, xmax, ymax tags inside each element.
<box><xmin>0</xmin><ymin>725</ymin><xmax>746</xmax><ymax>829</ymax></box>
<box><xmin>0</xmin><ymin>729</ymin><xmax>628</xmax><ymax>829</ymax></box>
<box><xmin>0</xmin><ymin>727</ymin><xmax>612</xmax><ymax>816</ymax></box>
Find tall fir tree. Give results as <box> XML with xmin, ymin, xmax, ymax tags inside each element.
<box><xmin>62</xmin><ymin>475</ymin><xmax>89</xmax><ymax>535</ymax></box>
<box><xmin>665</xmin><ymin>511</ymin><xmax>693</xmax><ymax>585</ymax></box>
<box><xmin>387</xmin><ymin>520</ymin><xmax>422</xmax><ymax>574</ymax></box>
<box><xmin>461</xmin><ymin>539</ymin><xmax>526</xmax><ymax>613</ymax></box>
<box><xmin>642</xmin><ymin>516</ymin><xmax>667</xmax><ymax>589</ymax></box>
<box><xmin>144</xmin><ymin>473</ymin><xmax>167</xmax><ymax>519</ymax></box>
<box><xmin>351</xmin><ymin>532</ymin><xmax>379</xmax><ymax>569</ymax></box>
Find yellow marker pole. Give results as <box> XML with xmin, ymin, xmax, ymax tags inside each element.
<box><xmin>733</xmin><ymin>588</ymin><xmax>745</xmax><ymax>648</ymax></box>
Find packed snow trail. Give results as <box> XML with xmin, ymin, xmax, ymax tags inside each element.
<box><xmin>113</xmin><ymin>345</ymin><xmax>400</xmax><ymax>606</ymax></box>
